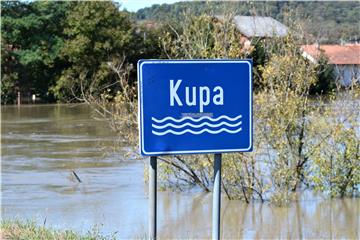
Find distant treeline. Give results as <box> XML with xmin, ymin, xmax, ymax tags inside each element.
<box><xmin>135</xmin><ymin>1</ymin><xmax>360</xmax><ymax>44</ymax></box>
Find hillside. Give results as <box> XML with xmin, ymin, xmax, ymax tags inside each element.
<box><xmin>135</xmin><ymin>1</ymin><xmax>360</xmax><ymax>44</ymax></box>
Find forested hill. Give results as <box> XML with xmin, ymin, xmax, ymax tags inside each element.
<box><xmin>135</xmin><ymin>1</ymin><xmax>360</xmax><ymax>44</ymax></box>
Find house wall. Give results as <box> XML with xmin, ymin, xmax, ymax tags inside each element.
<box><xmin>334</xmin><ymin>64</ymin><xmax>360</xmax><ymax>87</ymax></box>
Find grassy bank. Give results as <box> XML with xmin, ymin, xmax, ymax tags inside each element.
<box><xmin>0</xmin><ymin>220</ymin><xmax>115</xmax><ymax>240</ymax></box>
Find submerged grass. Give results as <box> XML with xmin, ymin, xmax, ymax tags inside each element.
<box><xmin>0</xmin><ymin>220</ymin><xmax>116</xmax><ymax>240</ymax></box>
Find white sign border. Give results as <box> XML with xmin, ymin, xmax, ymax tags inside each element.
<box><xmin>138</xmin><ymin>60</ymin><xmax>252</xmax><ymax>155</ymax></box>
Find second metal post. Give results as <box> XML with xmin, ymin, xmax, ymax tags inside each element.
<box><xmin>149</xmin><ymin>156</ymin><xmax>157</xmax><ymax>239</ymax></box>
<box><xmin>212</xmin><ymin>153</ymin><xmax>222</xmax><ymax>240</ymax></box>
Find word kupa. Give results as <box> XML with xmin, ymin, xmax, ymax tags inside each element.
<box><xmin>169</xmin><ymin>80</ymin><xmax>224</xmax><ymax>113</ymax></box>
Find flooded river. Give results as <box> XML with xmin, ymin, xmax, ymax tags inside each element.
<box><xmin>1</xmin><ymin>104</ymin><xmax>359</xmax><ymax>239</ymax></box>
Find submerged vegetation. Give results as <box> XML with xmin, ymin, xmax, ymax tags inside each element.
<box><xmin>83</xmin><ymin>13</ymin><xmax>359</xmax><ymax>205</ymax></box>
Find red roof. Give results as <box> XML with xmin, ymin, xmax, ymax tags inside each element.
<box><xmin>301</xmin><ymin>44</ymin><xmax>360</xmax><ymax>65</ymax></box>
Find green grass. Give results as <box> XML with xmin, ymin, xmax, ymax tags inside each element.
<box><xmin>0</xmin><ymin>220</ymin><xmax>116</xmax><ymax>240</ymax></box>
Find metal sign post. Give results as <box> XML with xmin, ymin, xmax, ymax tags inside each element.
<box><xmin>138</xmin><ymin>59</ymin><xmax>252</xmax><ymax>238</ymax></box>
<box><xmin>149</xmin><ymin>156</ymin><xmax>157</xmax><ymax>239</ymax></box>
<box><xmin>212</xmin><ymin>153</ymin><xmax>222</xmax><ymax>240</ymax></box>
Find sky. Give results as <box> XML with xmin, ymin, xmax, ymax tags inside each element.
<box><xmin>116</xmin><ymin>0</ymin><xmax>185</xmax><ymax>12</ymax></box>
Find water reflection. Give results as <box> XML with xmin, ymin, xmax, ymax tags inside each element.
<box><xmin>1</xmin><ymin>104</ymin><xmax>359</xmax><ymax>239</ymax></box>
<box><xmin>158</xmin><ymin>194</ymin><xmax>359</xmax><ymax>239</ymax></box>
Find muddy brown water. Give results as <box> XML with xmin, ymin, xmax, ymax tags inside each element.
<box><xmin>1</xmin><ymin>104</ymin><xmax>359</xmax><ymax>239</ymax></box>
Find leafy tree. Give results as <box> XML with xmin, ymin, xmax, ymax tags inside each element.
<box><xmin>1</xmin><ymin>1</ymin><xmax>71</xmax><ymax>103</ymax></box>
<box><xmin>1</xmin><ymin>1</ymin><xmax>161</xmax><ymax>103</ymax></box>
<box><xmin>1</xmin><ymin>37</ymin><xmax>19</xmax><ymax>104</ymax></box>
<box><xmin>162</xmin><ymin>13</ymin><xmax>253</xmax><ymax>59</ymax></box>
<box><xmin>310</xmin><ymin>54</ymin><xmax>336</xmax><ymax>95</ymax></box>
<box><xmin>53</xmin><ymin>1</ymin><xmax>137</xmax><ymax>101</ymax></box>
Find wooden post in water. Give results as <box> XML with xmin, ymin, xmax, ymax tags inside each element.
<box><xmin>149</xmin><ymin>156</ymin><xmax>157</xmax><ymax>239</ymax></box>
<box><xmin>17</xmin><ymin>92</ymin><xmax>21</xmax><ymax>106</ymax></box>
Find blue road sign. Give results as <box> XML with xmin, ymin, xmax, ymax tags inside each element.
<box><xmin>138</xmin><ymin>60</ymin><xmax>252</xmax><ymax>156</ymax></box>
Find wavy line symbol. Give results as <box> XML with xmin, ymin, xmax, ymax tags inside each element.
<box><xmin>151</xmin><ymin>115</ymin><xmax>242</xmax><ymax>136</ymax></box>
<box><xmin>152</xmin><ymin>127</ymin><xmax>242</xmax><ymax>136</ymax></box>
<box><xmin>152</xmin><ymin>121</ymin><xmax>242</xmax><ymax>129</ymax></box>
<box><xmin>152</xmin><ymin>115</ymin><xmax>242</xmax><ymax>123</ymax></box>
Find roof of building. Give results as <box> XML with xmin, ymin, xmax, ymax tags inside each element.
<box><xmin>301</xmin><ymin>44</ymin><xmax>360</xmax><ymax>65</ymax></box>
<box><xmin>232</xmin><ymin>16</ymin><xmax>288</xmax><ymax>38</ymax></box>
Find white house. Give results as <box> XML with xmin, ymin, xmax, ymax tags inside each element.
<box><xmin>301</xmin><ymin>44</ymin><xmax>360</xmax><ymax>87</ymax></box>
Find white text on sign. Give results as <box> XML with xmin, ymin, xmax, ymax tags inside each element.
<box><xmin>169</xmin><ymin>80</ymin><xmax>224</xmax><ymax>113</ymax></box>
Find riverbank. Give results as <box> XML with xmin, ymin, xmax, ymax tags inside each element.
<box><xmin>0</xmin><ymin>220</ymin><xmax>113</xmax><ymax>240</ymax></box>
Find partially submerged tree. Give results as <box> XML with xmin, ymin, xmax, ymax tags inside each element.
<box><xmin>256</xmin><ymin>34</ymin><xmax>318</xmax><ymax>204</ymax></box>
<box><xmin>309</xmin><ymin>90</ymin><xmax>360</xmax><ymax>197</ymax></box>
<box><xmin>158</xmin><ymin>13</ymin><xmax>268</xmax><ymax>201</ymax></box>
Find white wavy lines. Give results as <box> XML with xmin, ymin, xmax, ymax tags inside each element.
<box><xmin>151</xmin><ymin>115</ymin><xmax>242</xmax><ymax>123</ymax></box>
<box><xmin>151</xmin><ymin>114</ymin><xmax>243</xmax><ymax>136</ymax></box>
<box><xmin>152</xmin><ymin>127</ymin><xmax>242</xmax><ymax>136</ymax></box>
<box><xmin>152</xmin><ymin>121</ymin><xmax>242</xmax><ymax>129</ymax></box>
